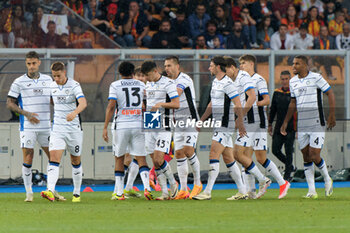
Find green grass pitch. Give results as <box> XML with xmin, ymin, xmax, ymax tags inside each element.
<box><xmin>0</xmin><ymin>188</ymin><xmax>349</xmax><ymax>233</ymax></box>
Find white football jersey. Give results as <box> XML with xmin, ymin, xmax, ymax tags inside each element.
<box><xmin>8</xmin><ymin>73</ymin><xmax>52</xmax><ymax>131</ymax></box>
<box><xmin>108</xmin><ymin>79</ymin><xmax>145</xmax><ymax>130</ymax></box>
<box><xmin>174</xmin><ymin>72</ymin><xmax>199</xmax><ymax>121</ymax></box>
<box><xmin>251</xmin><ymin>73</ymin><xmax>269</xmax><ymax>129</ymax></box>
<box><xmin>145</xmin><ymin>75</ymin><xmax>179</xmax><ymax>128</ymax></box>
<box><xmin>51</xmin><ymin>79</ymin><xmax>85</xmax><ymax>132</ymax></box>
<box><xmin>290</xmin><ymin>71</ymin><xmax>330</xmax><ymax>129</ymax></box>
<box><xmin>211</xmin><ymin>75</ymin><xmax>239</xmax><ymax>131</ymax></box>
<box><xmin>233</xmin><ymin>70</ymin><xmax>256</xmax><ymax>124</ymax></box>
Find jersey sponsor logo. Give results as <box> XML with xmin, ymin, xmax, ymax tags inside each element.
<box><xmin>148</xmin><ymin>91</ymin><xmax>155</xmax><ymax>97</ymax></box>
<box><xmin>120</xmin><ymin>109</ymin><xmax>142</xmax><ymax>115</ymax></box>
<box><xmin>144</xmin><ymin>110</ymin><xmax>161</xmax><ymax>129</ymax></box>
<box><xmin>33</xmin><ymin>89</ymin><xmax>43</xmax><ymax>95</ymax></box>
<box><xmin>298</xmin><ymin>88</ymin><xmax>307</xmax><ymax>95</ymax></box>
<box><xmin>57</xmin><ymin>96</ymin><xmax>66</xmax><ymax>103</ymax></box>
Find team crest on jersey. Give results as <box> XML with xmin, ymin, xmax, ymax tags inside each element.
<box><xmin>42</xmin><ymin>81</ymin><xmax>46</xmax><ymax>86</ymax></box>
<box><xmin>144</xmin><ymin>110</ymin><xmax>161</xmax><ymax>129</ymax></box>
<box><xmin>65</xmin><ymin>90</ymin><xmax>70</xmax><ymax>94</ymax></box>
<box><xmin>306</xmin><ymin>81</ymin><xmax>310</xmax><ymax>85</ymax></box>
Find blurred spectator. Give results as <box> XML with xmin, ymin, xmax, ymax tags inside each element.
<box><xmin>342</xmin><ymin>7</ymin><xmax>350</xmax><ymax>22</ymax></box>
<box><xmin>293</xmin><ymin>23</ymin><xmax>313</xmax><ymax>49</ymax></box>
<box><xmin>171</xmin><ymin>10</ymin><xmax>192</xmax><ymax>47</ymax></box>
<box><xmin>64</xmin><ymin>0</ymin><xmax>84</xmax><ymax>16</ymax></box>
<box><xmin>209</xmin><ymin>0</ymin><xmax>231</xmax><ymax>18</ymax></box>
<box><xmin>272</xmin><ymin>0</ymin><xmax>293</xmax><ymax>22</ymax></box>
<box><xmin>123</xmin><ymin>1</ymin><xmax>151</xmax><ymax>47</ymax></box>
<box><xmin>336</xmin><ymin>23</ymin><xmax>350</xmax><ymax>50</ymax></box>
<box><xmin>323</xmin><ymin>0</ymin><xmax>338</xmax><ymax>26</ymax></box>
<box><xmin>84</xmin><ymin>0</ymin><xmax>104</xmax><ymax>22</ymax></box>
<box><xmin>186</xmin><ymin>0</ymin><xmax>210</xmax><ymax>16</ymax></box>
<box><xmin>301</xmin><ymin>0</ymin><xmax>324</xmax><ymax>18</ymax></box>
<box><xmin>161</xmin><ymin>0</ymin><xmax>186</xmax><ymax>19</ymax></box>
<box><xmin>150</xmin><ymin>19</ymin><xmax>181</xmax><ymax>48</ymax></box>
<box><xmin>270</xmin><ymin>24</ymin><xmax>294</xmax><ymax>50</ymax></box>
<box><xmin>0</xmin><ymin>3</ymin><xmax>15</xmax><ymax>48</ymax></box>
<box><xmin>188</xmin><ymin>4</ymin><xmax>210</xmax><ymax>40</ymax></box>
<box><xmin>60</xmin><ymin>33</ymin><xmax>71</xmax><ymax>48</ymax></box>
<box><xmin>203</xmin><ymin>20</ymin><xmax>224</xmax><ymax>49</ymax></box>
<box><xmin>257</xmin><ymin>16</ymin><xmax>274</xmax><ymax>48</ymax></box>
<box><xmin>231</xmin><ymin>0</ymin><xmax>247</xmax><ymax>22</ymax></box>
<box><xmin>30</xmin><ymin>6</ymin><xmax>45</xmax><ymax>48</ymax></box>
<box><xmin>304</xmin><ymin>6</ymin><xmax>324</xmax><ymax>37</ymax></box>
<box><xmin>12</xmin><ymin>5</ymin><xmax>26</xmax><ymax>47</ymax></box>
<box><xmin>70</xmin><ymin>25</ymin><xmax>93</xmax><ymax>48</ymax></box>
<box><xmin>43</xmin><ymin>20</ymin><xmax>63</xmax><ymax>48</ymax></box>
<box><xmin>143</xmin><ymin>0</ymin><xmax>161</xmax><ymax>31</ymax></box>
<box><xmin>226</xmin><ymin>21</ymin><xmax>251</xmax><ymax>49</ymax></box>
<box><xmin>193</xmin><ymin>34</ymin><xmax>207</xmax><ymax>49</ymax></box>
<box><xmin>328</xmin><ymin>11</ymin><xmax>345</xmax><ymax>37</ymax></box>
<box><xmin>281</xmin><ymin>5</ymin><xmax>302</xmax><ymax>35</ymax></box>
<box><xmin>249</xmin><ymin>0</ymin><xmax>273</xmax><ymax>25</ymax></box>
<box><xmin>212</xmin><ymin>35</ymin><xmax>224</xmax><ymax>49</ymax></box>
<box><xmin>314</xmin><ymin>25</ymin><xmax>336</xmax><ymax>49</ymax></box>
<box><xmin>212</xmin><ymin>5</ymin><xmax>233</xmax><ymax>36</ymax></box>
<box><xmin>240</xmin><ymin>7</ymin><xmax>259</xmax><ymax>48</ymax></box>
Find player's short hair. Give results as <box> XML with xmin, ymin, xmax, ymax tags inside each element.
<box><xmin>223</xmin><ymin>56</ymin><xmax>237</xmax><ymax>68</ymax></box>
<box><xmin>211</xmin><ymin>56</ymin><xmax>226</xmax><ymax>72</ymax></box>
<box><xmin>51</xmin><ymin>62</ymin><xmax>65</xmax><ymax>71</ymax></box>
<box><xmin>165</xmin><ymin>55</ymin><xmax>179</xmax><ymax>64</ymax></box>
<box><xmin>118</xmin><ymin>61</ymin><xmax>135</xmax><ymax>77</ymax></box>
<box><xmin>134</xmin><ymin>67</ymin><xmax>142</xmax><ymax>74</ymax></box>
<box><xmin>280</xmin><ymin>70</ymin><xmax>291</xmax><ymax>77</ymax></box>
<box><xmin>294</xmin><ymin>55</ymin><xmax>308</xmax><ymax>65</ymax></box>
<box><xmin>141</xmin><ymin>61</ymin><xmax>157</xmax><ymax>74</ymax></box>
<box><xmin>239</xmin><ymin>54</ymin><xmax>256</xmax><ymax>65</ymax></box>
<box><xmin>25</xmin><ymin>51</ymin><xmax>40</xmax><ymax>60</ymax></box>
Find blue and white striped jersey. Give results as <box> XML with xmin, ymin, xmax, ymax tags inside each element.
<box><xmin>8</xmin><ymin>73</ymin><xmax>53</xmax><ymax>131</ymax></box>
<box><xmin>290</xmin><ymin>71</ymin><xmax>331</xmax><ymax>129</ymax></box>
<box><xmin>174</xmin><ymin>72</ymin><xmax>199</xmax><ymax>122</ymax></box>
<box><xmin>252</xmin><ymin>73</ymin><xmax>269</xmax><ymax>128</ymax></box>
<box><xmin>108</xmin><ymin>79</ymin><xmax>145</xmax><ymax>130</ymax></box>
<box><xmin>50</xmin><ymin>79</ymin><xmax>85</xmax><ymax>132</ymax></box>
<box><xmin>211</xmin><ymin>75</ymin><xmax>239</xmax><ymax>131</ymax></box>
<box><xmin>233</xmin><ymin>70</ymin><xmax>256</xmax><ymax>124</ymax></box>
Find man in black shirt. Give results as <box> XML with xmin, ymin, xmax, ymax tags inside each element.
<box><xmin>268</xmin><ymin>70</ymin><xmax>296</xmax><ymax>181</ymax></box>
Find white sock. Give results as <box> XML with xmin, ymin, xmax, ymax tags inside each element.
<box><xmin>263</xmin><ymin>159</ymin><xmax>285</xmax><ymax>186</ymax></box>
<box><xmin>47</xmin><ymin>162</ymin><xmax>60</xmax><ymax>192</ymax></box>
<box><xmin>72</xmin><ymin>163</ymin><xmax>83</xmax><ymax>196</ymax></box>
<box><xmin>246</xmin><ymin>162</ymin><xmax>265</xmax><ymax>183</ymax></box>
<box><xmin>188</xmin><ymin>153</ymin><xmax>201</xmax><ymax>186</ymax></box>
<box><xmin>156</xmin><ymin>169</ymin><xmax>168</xmax><ymax>195</ymax></box>
<box><xmin>159</xmin><ymin>161</ymin><xmax>176</xmax><ymax>185</ymax></box>
<box><xmin>139</xmin><ymin>166</ymin><xmax>151</xmax><ymax>191</ymax></box>
<box><xmin>177</xmin><ymin>158</ymin><xmax>188</xmax><ymax>191</ymax></box>
<box><xmin>125</xmin><ymin>160</ymin><xmax>139</xmax><ymax>191</ymax></box>
<box><xmin>227</xmin><ymin>161</ymin><xmax>246</xmax><ymax>194</ymax></box>
<box><xmin>316</xmin><ymin>158</ymin><xmax>331</xmax><ymax>183</ymax></box>
<box><xmin>114</xmin><ymin>171</ymin><xmax>124</xmax><ymax>196</ymax></box>
<box><xmin>22</xmin><ymin>163</ymin><xmax>33</xmax><ymax>194</ymax></box>
<box><xmin>304</xmin><ymin>162</ymin><xmax>316</xmax><ymax>194</ymax></box>
<box><xmin>204</xmin><ymin>160</ymin><xmax>219</xmax><ymax>194</ymax></box>
<box><xmin>242</xmin><ymin>169</ymin><xmax>256</xmax><ymax>193</ymax></box>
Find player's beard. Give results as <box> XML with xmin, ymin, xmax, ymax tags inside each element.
<box><xmin>28</xmin><ymin>71</ymin><xmax>39</xmax><ymax>79</ymax></box>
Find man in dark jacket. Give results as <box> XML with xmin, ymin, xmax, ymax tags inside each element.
<box><xmin>151</xmin><ymin>19</ymin><xmax>181</xmax><ymax>49</ymax></box>
<box><xmin>268</xmin><ymin>70</ymin><xmax>296</xmax><ymax>181</ymax></box>
<box><xmin>226</xmin><ymin>21</ymin><xmax>250</xmax><ymax>49</ymax></box>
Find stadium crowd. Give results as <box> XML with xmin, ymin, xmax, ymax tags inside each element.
<box><xmin>0</xmin><ymin>0</ymin><xmax>350</xmax><ymax>49</ymax></box>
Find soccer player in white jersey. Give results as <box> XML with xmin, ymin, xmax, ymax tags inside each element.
<box><xmin>192</xmin><ymin>56</ymin><xmax>247</xmax><ymax>201</ymax></box>
<box><xmin>224</xmin><ymin>56</ymin><xmax>271</xmax><ymax>199</ymax></box>
<box><xmin>141</xmin><ymin>61</ymin><xmax>180</xmax><ymax>200</ymax></box>
<box><xmin>239</xmin><ymin>55</ymin><xmax>290</xmax><ymax>199</ymax></box>
<box><xmin>163</xmin><ymin>56</ymin><xmax>202</xmax><ymax>200</ymax></box>
<box><xmin>281</xmin><ymin>55</ymin><xmax>335</xmax><ymax>199</ymax></box>
<box><xmin>102</xmin><ymin>61</ymin><xmax>153</xmax><ymax>201</ymax></box>
<box><xmin>40</xmin><ymin>62</ymin><xmax>87</xmax><ymax>203</ymax></box>
<box><xmin>7</xmin><ymin>51</ymin><xmax>64</xmax><ymax>202</ymax></box>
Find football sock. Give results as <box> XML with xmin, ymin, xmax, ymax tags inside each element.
<box><xmin>47</xmin><ymin>161</ymin><xmax>60</xmax><ymax>192</ymax></box>
<box><xmin>177</xmin><ymin>157</ymin><xmax>188</xmax><ymax>191</ymax></box>
<box><xmin>188</xmin><ymin>153</ymin><xmax>201</xmax><ymax>186</ymax></box>
<box><xmin>155</xmin><ymin>169</ymin><xmax>168</xmax><ymax>195</ymax></box>
<box><xmin>139</xmin><ymin>166</ymin><xmax>151</xmax><ymax>191</ymax></box>
<box><xmin>204</xmin><ymin>159</ymin><xmax>219</xmax><ymax>194</ymax></box>
<box><xmin>246</xmin><ymin>162</ymin><xmax>265</xmax><ymax>183</ymax></box>
<box><xmin>22</xmin><ymin>163</ymin><xmax>33</xmax><ymax>194</ymax></box>
<box><xmin>72</xmin><ymin>163</ymin><xmax>82</xmax><ymax>196</ymax></box>
<box><xmin>263</xmin><ymin>159</ymin><xmax>285</xmax><ymax>186</ymax></box>
<box><xmin>125</xmin><ymin>159</ymin><xmax>139</xmax><ymax>191</ymax></box>
<box><xmin>316</xmin><ymin>158</ymin><xmax>331</xmax><ymax>183</ymax></box>
<box><xmin>226</xmin><ymin>161</ymin><xmax>246</xmax><ymax>194</ymax></box>
<box><xmin>114</xmin><ymin>171</ymin><xmax>124</xmax><ymax>196</ymax></box>
<box><xmin>304</xmin><ymin>162</ymin><xmax>316</xmax><ymax>194</ymax></box>
<box><xmin>159</xmin><ymin>161</ymin><xmax>176</xmax><ymax>185</ymax></box>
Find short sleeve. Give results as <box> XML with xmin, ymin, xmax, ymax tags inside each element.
<box><xmin>223</xmin><ymin>81</ymin><xmax>239</xmax><ymax>99</ymax></box>
<box><xmin>165</xmin><ymin>81</ymin><xmax>179</xmax><ymax>99</ymax></box>
<box><xmin>315</xmin><ymin>74</ymin><xmax>331</xmax><ymax>93</ymax></box>
<box><xmin>290</xmin><ymin>80</ymin><xmax>295</xmax><ymax>98</ymax></box>
<box><xmin>72</xmin><ymin>82</ymin><xmax>84</xmax><ymax>99</ymax></box>
<box><xmin>257</xmin><ymin>77</ymin><xmax>269</xmax><ymax>96</ymax></box>
<box><xmin>241</xmin><ymin>74</ymin><xmax>255</xmax><ymax>93</ymax></box>
<box><xmin>108</xmin><ymin>83</ymin><xmax>117</xmax><ymax>100</ymax></box>
<box><xmin>8</xmin><ymin>80</ymin><xmax>20</xmax><ymax>98</ymax></box>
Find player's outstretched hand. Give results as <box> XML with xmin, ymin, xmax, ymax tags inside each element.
<box><xmin>66</xmin><ymin>112</ymin><xmax>76</xmax><ymax>121</ymax></box>
<box><xmin>102</xmin><ymin>128</ymin><xmax>109</xmax><ymax>143</ymax></box>
<box><xmin>27</xmin><ymin>112</ymin><xmax>40</xmax><ymax>124</ymax></box>
<box><xmin>280</xmin><ymin>123</ymin><xmax>287</xmax><ymax>136</ymax></box>
<box><xmin>327</xmin><ymin>114</ymin><xmax>336</xmax><ymax>130</ymax></box>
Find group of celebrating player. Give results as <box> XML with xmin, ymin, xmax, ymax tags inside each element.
<box><xmin>7</xmin><ymin>51</ymin><xmax>336</xmax><ymax>203</ymax></box>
